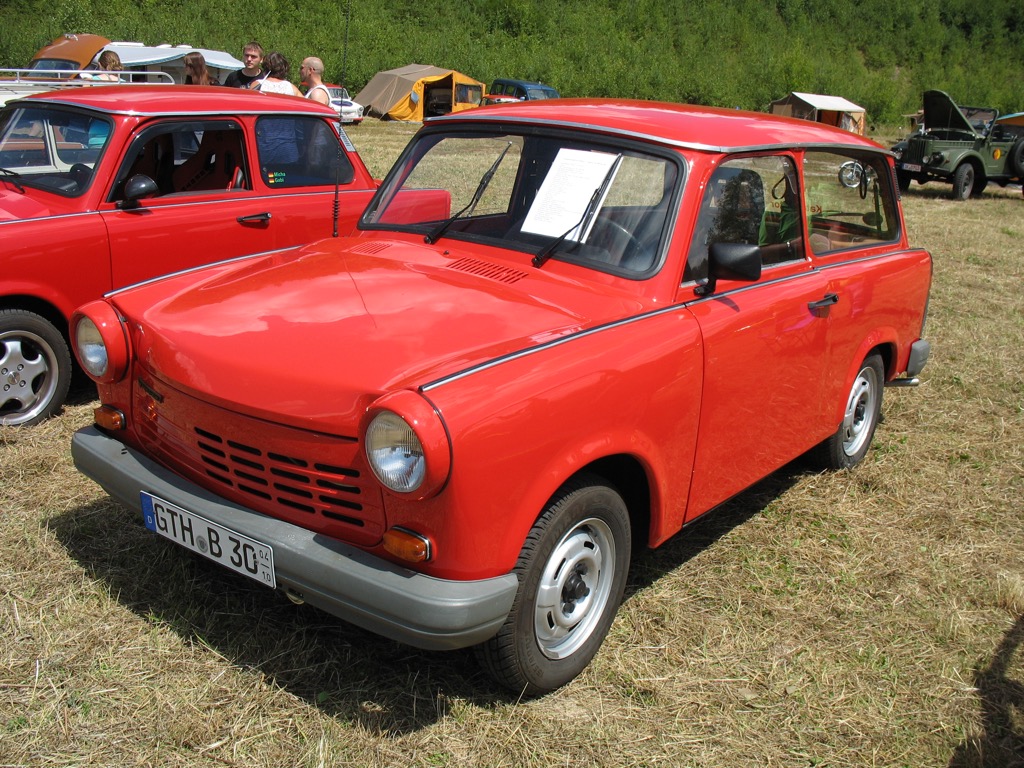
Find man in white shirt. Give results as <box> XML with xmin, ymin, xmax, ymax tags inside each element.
<box><xmin>300</xmin><ymin>57</ymin><xmax>331</xmax><ymax>106</ymax></box>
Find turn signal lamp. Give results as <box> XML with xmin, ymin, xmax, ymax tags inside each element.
<box><xmin>93</xmin><ymin>405</ymin><xmax>126</xmax><ymax>431</ymax></box>
<box><xmin>383</xmin><ymin>527</ymin><xmax>432</xmax><ymax>563</ymax></box>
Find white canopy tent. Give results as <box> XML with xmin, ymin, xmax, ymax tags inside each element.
<box><xmin>769</xmin><ymin>92</ymin><xmax>866</xmax><ymax>135</ymax></box>
<box><xmin>98</xmin><ymin>43</ymin><xmax>243</xmax><ymax>84</ymax></box>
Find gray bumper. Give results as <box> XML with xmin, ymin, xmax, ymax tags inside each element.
<box><xmin>906</xmin><ymin>338</ymin><xmax>930</xmax><ymax>377</ymax></box>
<box><xmin>71</xmin><ymin>426</ymin><xmax>518</xmax><ymax>651</ymax></box>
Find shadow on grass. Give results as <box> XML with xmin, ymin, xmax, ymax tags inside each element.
<box><xmin>49</xmin><ymin>499</ymin><xmax>497</xmax><ymax>733</ymax></box>
<box><xmin>49</xmin><ymin>461</ymin><xmax>806</xmax><ymax>732</ymax></box>
<box><xmin>626</xmin><ymin>460</ymin><xmax>806</xmax><ymax>599</ymax></box>
<box><xmin>948</xmin><ymin>614</ymin><xmax>1024</xmax><ymax>768</ymax></box>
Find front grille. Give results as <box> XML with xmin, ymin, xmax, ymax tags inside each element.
<box><xmin>134</xmin><ymin>378</ymin><xmax>385</xmax><ymax>546</ymax></box>
<box><xmin>901</xmin><ymin>140</ymin><xmax>925</xmax><ymax>165</ymax></box>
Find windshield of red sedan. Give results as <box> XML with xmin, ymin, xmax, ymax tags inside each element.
<box><xmin>361</xmin><ymin>129</ymin><xmax>680</xmax><ymax>276</ymax></box>
<box><xmin>0</xmin><ymin>105</ymin><xmax>111</xmax><ymax>196</ymax></box>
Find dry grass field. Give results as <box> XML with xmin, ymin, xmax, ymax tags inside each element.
<box><xmin>2</xmin><ymin>120</ymin><xmax>1022</xmax><ymax>767</ymax></box>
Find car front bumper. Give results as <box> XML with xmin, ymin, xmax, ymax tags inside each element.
<box><xmin>71</xmin><ymin>425</ymin><xmax>519</xmax><ymax>651</ymax></box>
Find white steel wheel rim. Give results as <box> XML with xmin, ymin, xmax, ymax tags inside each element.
<box><xmin>0</xmin><ymin>330</ymin><xmax>59</xmax><ymax>426</ymax></box>
<box><xmin>841</xmin><ymin>365</ymin><xmax>879</xmax><ymax>457</ymax></box>
<box><xmin>533</xmin><ymin>517</ymin><xmax>616</xmax><ymax>660</ymax></box>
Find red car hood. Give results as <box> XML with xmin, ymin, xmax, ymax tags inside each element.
<box><xmin>113</xmin><ymin>237</ymin><xmax>645</xmax><ymax>432</ymax></box>
<box><xmin>0</xmin><ymin>188</ymin><xmax>58</xmax><ymax>221</ymax></box>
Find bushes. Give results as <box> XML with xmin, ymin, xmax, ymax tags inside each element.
<box><xmin>3</xmin><ymin>0</ymin><xmax>1023</xmax><ymax>120</ymax></box>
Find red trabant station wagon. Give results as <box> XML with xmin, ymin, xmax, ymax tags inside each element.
<box><xmin>0</xmin><ymin>86</ymin><xmax>377</xmax><ymax>425</ymax></box>
<box><xmin>71</xmin><ymin>99</ymin><xmax>932</xmax><ymax>695</ymax></box>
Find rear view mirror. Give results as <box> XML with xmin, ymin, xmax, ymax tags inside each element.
<box><xmin>118</xmin><ymin>174</ymin><xmax>159</xmax><ymax>209</ymax></box>
<box><xmin>695</xmin><ymin>242</ymin><xmax>762</xmax><ymax>296</ymax></box>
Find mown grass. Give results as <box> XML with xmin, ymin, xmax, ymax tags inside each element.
<box><xmin>2</xmin><ymin>121</ymin><xmax>1023</xmax><ymax>767</ymax></box>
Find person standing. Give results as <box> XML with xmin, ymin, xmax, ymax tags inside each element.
<box><xmin>251</xmin><ymin>52</ymin><xmax>302</xmax><ymax>96</ymax></box>
<box><xmin>224</xmin><ymin>41</ymin><xmax>265</xmax><ymax>89</ymax></box>
<box><xmin>80</xmin><ymin>50</ymin><xmax>122</xmax><ymax>82</ymax></box>
<box><xmin>300</xmin><ymin>57</ymin><xmax>331</xmax><ymax>106</ymax></box>
<box><xmin>183</xmin><ymin>51</ymin><xmax>219</xmax><ymax>86</ymax></box>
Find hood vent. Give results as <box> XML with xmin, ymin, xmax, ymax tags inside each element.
<box><xmin>349</xmin><ymin>241</ymin><xmax>393</xmax><ymax>255</ymax></box>
<box><xmin>447</xmin><ymin>257</ymin><xmax>529</xmax><ymax>285</ymax></box>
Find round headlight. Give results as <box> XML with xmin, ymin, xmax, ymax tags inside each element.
<box><xmin>71</xmin><ymin>301</ymin><xmax>129</xmax><ymax>384</ymax></box>
<box><xmin>75</xmin><ymin>316</ymin><xmax>109</xmax><ymax>378</ymax></box>
<box><xmin>365</xmin><ymin>411</ymin><xmax>426</xmax><ymax>493</ymax></box>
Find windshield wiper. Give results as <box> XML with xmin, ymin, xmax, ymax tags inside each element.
<box><xmin>531</xmin><ymin>186</ymin><xmax>601</xmax><ymax>268</ymax></box>
<box><xmin>532</xmin><ymin>154</ymin><xmax>622</xmax><ymax>268</ymax></box>
<box><xmin>0</xmin><ymin>167</ymin><xmax>25</xmax><ymax>193</ymax></box>
<box><xmin>424</xmin><ymin>141</ymin><xmax>514</xmax><ymax>245</ymax></box>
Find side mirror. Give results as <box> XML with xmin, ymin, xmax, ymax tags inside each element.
<box><xmin>118</xmin><ymin>174</ymin><xmax>159</xmax><ymax>209</ymax></box>
<box><xmin>695</xmin><ymin>242</ymin><xmax>762</xmax><ymax>296</ymax></box>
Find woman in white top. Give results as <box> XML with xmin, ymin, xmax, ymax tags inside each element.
<box><xmin>252</xmin><ymin>52</ymin><xmax>302</xmax><ymax>96</ymax></box>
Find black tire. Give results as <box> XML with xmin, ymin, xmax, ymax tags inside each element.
<box><xmin>952</xmin><ymin>163</ymin><xmax>974</xmax><ymax>201</ymax></box>
<box><xmin>475</xmin><ymin>475</ymin><xmax>631</xmax><ymax>696</ymax></box>
<box><xmin>971</xmin><ymin>175</ymin><xmax>988</xmax><ymax>197</ymax></box>
<box><xmin>895</xmin><ymin>169</ymin><xmax>911</xmax><ymax>193</ymax></box>
<box><xmin>812</xmin><ymin>354</ymin><xmax>884</xmax><ymax>470</ymax></box>
<box><xmin>1009</xmin><ymin>139</ymin><xmax>1024</xmax><ymax>178</ymax></box>
<box><xmin>0</xmin><ymin>309</ymin><xmax>72</xmax><ymax>426</ymax></box>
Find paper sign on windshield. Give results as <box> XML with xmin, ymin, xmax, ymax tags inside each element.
<box><xmin>521</xmin><ymin>149</ymin><xmax>622</xmax><ymax>241</ymax></box>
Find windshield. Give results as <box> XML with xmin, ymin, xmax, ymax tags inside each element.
<box><xmin>27</xmin><ymin>59</ymin><xmax>80</xmax><ymax>75</ymax></box>
<box><xmin>526</xmin><ymin>86</ymin><xmax>559</xmax><ymax>100</ymax></box>
<box><xmin>361</xmin><ymin>129</ymin><xmax>679</xmax><ymax>276</ymax></box>
<box><xmin>0</xmin><ymin>105</ymin><xmax>112</xmax><ymax>196</ymax></box>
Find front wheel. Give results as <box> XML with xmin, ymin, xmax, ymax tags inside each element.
<box><xmin>812</xmin><ymin>354</ymin><xmax>884</xmax><ymax>470</ymax></box>
<box><xmin>0</xmin><ymin>309</ymin><xmax>72</xmax><ymax>426</ymax></box>
<box><xmin>952</xmin><ymin>163</ymin><xmax>974</xmax><ymax>201</ymax></box>
<box><xmin>475</xmin><ymin>476</ymin><xmax>631</xmax><ymax>696</ymax></box>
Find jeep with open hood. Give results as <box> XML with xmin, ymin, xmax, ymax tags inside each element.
<box><xmin>893</xmin><ymin>89</ymin><xmax>1024</xmax><ymax>199</ymax></box>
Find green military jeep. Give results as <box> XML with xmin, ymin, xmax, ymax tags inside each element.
<box><xmin>893</xmin><ymin>90</ymin><xmax>1024</xmax><ymax>200</ymax></box>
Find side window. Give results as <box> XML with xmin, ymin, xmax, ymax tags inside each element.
<box><xmin>256</xmin><ymin>116</ymin><xmax>353</xmax><ymax>188</ymax></box>
<box><xmin>113</xmin><ymin>121</ymin><xmax>249</xmax><ymax>199</ymax></box>
<box><xmin>803</xmin><ymin>151</ymin><xmax>899</xmax><ymax>254</ymax></box>
<box><xmin>685</xmin><ymin>155</ymin><xmax>802</xmax><ymax>282</ymax></box>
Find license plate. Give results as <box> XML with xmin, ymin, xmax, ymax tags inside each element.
<box><xmin>141</xmin><ymin>492</ymin><xmax>276</xmax><ymax>589</ymax></box>
<box><xmin>901</xmin><ymin>162</ymin><xmax>921</xmax><ymax>172</ymax></box>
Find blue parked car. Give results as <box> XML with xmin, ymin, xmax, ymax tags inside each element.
<box><xmin>484</xmin><ymin>78</ymin><xmax>559</xmax><ymax>104</ymax></box>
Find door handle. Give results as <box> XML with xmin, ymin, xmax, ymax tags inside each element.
<box><xmin>237</xmin><ymin>212</ymin><xmax>272</xmax><ymax>224</ymax></box>
<box><xmin>808</xmin><ymin>293</ymin><xmax>839</xmax><ymax>310</ymax></box>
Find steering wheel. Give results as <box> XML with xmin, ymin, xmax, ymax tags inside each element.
<box><xmin>589</xmin><ymin>218</ymin><xmax>648</xmax><ymax>269</ymax></box>
<box><xmin>69</xmin><ymin>163</ymin><xmax>92</xmax><ymax>189</ymax></box>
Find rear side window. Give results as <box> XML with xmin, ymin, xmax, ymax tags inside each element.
<box><xmin>255</xmin><ymin>116</ymin><xmax>353</xmax><ymax>188</ymax></box>
<box><xmin>803</xmin><ymin>152</ymin><xmax>899</xmax><ymax>254</ymax></box>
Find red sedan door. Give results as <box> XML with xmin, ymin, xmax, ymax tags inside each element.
<box><xmin>679</xmin><ymin>154</ymin><xmax>836</xmax><ymax>519</ymax></box>
<box><xmin>101</xmin><ymin>116</ymin><xmax>372</xmax><ymax>290</ymax></box>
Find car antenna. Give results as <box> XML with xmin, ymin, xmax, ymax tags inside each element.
<box><xmin>332</xmin><ymin>131</ymin><xmax>343</xmax><ymax>237</ymax></box>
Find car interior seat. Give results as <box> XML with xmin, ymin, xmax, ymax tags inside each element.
<box><xmin>173</xmin><ymin>130</ymin><xmax>246</xmax><ymax>192</ymax></box>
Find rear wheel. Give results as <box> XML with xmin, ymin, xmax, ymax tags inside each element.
<box><xmin>0</xmin><ymin>310</ymin><xmax>72</xmax><ymax>426</ymax></box>
<box><xmin>812</xmin><ymin>354</ymin><xmax>884</xmax><ymax>470</ymax></box>
<box><xmin>1009</xmin><ymin>139</ymin><xmax>1024</xmax><ymax>178</ymax></box>
<box><xmin>475</xmin><ymin>475</ymin><xmax>631</xmax><ymax>696</ymax></box>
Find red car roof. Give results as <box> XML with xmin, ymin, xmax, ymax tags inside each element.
<box><xmin>19</xmin><ymin>84</ymin><xmax>335</xmax><ymax>117</ymax></box>
<box><xmin>436</xmin><ymin>98</ymin><xmax>885</xmax><ymax>153</ymax></box>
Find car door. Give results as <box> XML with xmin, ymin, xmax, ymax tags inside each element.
<box><xmin>101</xmin><ymin>118</ymin><xmax>284</xmax><ymax>289</ymax></box>
<box><xmin>681</xmin><ymin>154</ymin><xmax>837</xmax><ymax>519</ymax></box>
<box><xmin>249</xmin><ymin>114</ymin><xmax>374</xmax><ymax>246</ymax></box>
